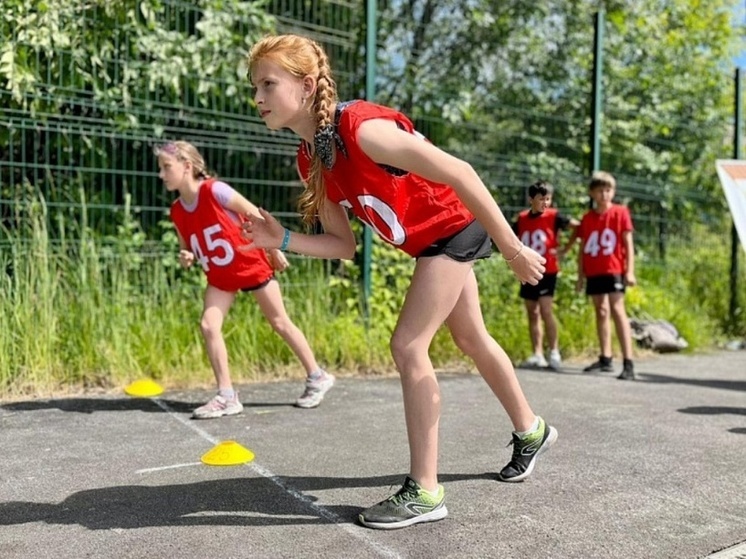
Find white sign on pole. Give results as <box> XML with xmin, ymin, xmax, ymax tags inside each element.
<box><xmin>715</xmin><ymin>159</ymin><xmax>746</xmax><ymax>255</ymax></box>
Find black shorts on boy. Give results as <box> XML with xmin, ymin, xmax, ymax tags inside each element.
<box><xmin>519</xmin><ymin>273</ymin><xmax>558</xmax><ymax>301</ymax></box>
<box><xmin>585</xmin><ymin>274</ymin><xmax>625</xmax><ymax>296</ymax></box>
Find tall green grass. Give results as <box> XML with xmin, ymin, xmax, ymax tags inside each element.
<box><xmin>1</xmin><ymin>197</ymin><xmax>742</xmax><ymax>398</ymax></box>
<box><xmin>0</xmin><ymin>194</ymin><xmax>398</xmax><ymax>397</ymax></box>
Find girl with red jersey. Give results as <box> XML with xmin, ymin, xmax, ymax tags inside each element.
<box><xmin>156</xmin><ymin>141</ymin><xmax>334</xmax><ymax>418</ymax></box>
<box><xmin>243</xmin><ymin>34</ymin><xmax>557</xmax><ymax>530</ymax></box>
<box><xmin>575</xmin><ymin>171</ymin><xmax>637</xmax><ymax>380</ymax></box>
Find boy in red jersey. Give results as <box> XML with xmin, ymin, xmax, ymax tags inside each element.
<box><xmin>514</xmin><ymin>180</ymin><xmax>578</xmax><ymax>370</ymax></box>
<box><xmin>576</xmin><ymin>171</ymin><xmax>636</xmax><ymax>380</ymax></box>
<box><xmin>155</xmin><ymin>141</ymin><xmax>333</xmax><ymax>417</ymax></box>
<box><xmin>243</xmin><ymin>34</ymin><xmax>557</xmax><ymax>530</ymax></box>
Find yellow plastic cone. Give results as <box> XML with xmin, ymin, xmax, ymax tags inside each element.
<box><xmin>201</xmin><ymin>440</ymin><xmax>255</xmax><ymax>466</ymax></box>
<box><xmin>124</xmin><ymin>378</ymin><xmax>164</xmax><ymax>398</ymax></box>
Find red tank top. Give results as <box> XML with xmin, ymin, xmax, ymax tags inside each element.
<box><xmin>297</xmin><ymin>100</ymin><xmax>475</xmax><ymax>257</ymax></box>
<box><xmin>515</xmin><ymin>208</ymin><xmax>561</xmax><ymax>274</ymax></box>
<box><xmin>169</xmin><ymin>179</ymin><xmax>273</xmax><ymax>291</ymax></box>
<box><xmin>577</xmin><ymin>204</ymin><xmax>633</xmax><ymax>277</ymax></box>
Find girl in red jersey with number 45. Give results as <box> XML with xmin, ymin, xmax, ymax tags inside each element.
<box><xmin>155</xmin><ymin>141</ymin><xmax>333</xmax><ymax>418</ymax></box>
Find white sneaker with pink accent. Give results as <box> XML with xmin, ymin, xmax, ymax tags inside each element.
<box><xmin>192</xmin><ymin>393</ymin><xmax>244</xmax><ymax>419</ymax></box>
<box><xmin>295</xmin><ymin>371</ymin><xmax>335</xmax><ymax>409</ymax></box>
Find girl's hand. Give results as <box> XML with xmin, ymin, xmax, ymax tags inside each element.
<box><xmin>179</xmin><ymin>249</ymin><xmax>195</xmax><ymax>269</ymax></box>
<box><xmin>240</xmin><ymin>208</ymin><xmax>286</xmax><ymax>251</ymax></box>
<box><xmin>506</xmin><ymin>245</ymin><xmax>545</xmax><ymax>285</ymax></box>
<box><xmin>266</xmin><ymin>248</ymin><xmax>289</xmax><ymax>272</ymax></box>
<box><xmin>625</xmin><ymin>271</ymin><xmax>637</xmax><ymax>287</ymax></box>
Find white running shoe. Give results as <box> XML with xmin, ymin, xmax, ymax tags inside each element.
<box><xmin>548</xmin><ymin>349</ymin><xmax>562</xmax><ymax>370</ymax></box>
<box><xmin>192</xmin><ymin>393</ymin><xmax>244</xmax><ymax>419</ymax></box>
<box><xmin>521</xmin><ymin>353</ymin><xmax>548</xmax><ymax>368</ymax></box>
<box><xmin>295</xmin><ymin>371</ymin><xmax>335</xmax><ymax>409</ymax></box>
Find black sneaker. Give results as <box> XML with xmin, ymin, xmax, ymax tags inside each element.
<box><xmin>617</xmin><ymin>359</ymin><xmax>636</xmax><ymax>380</ymax></box>
<box><xmin>583</xmin><ymin>355</ymin><xmax>613</xmax><ymax>373</ymax></box>
<box><xmin>498</xmin><ymin>417</ymin><xmax>558</xmax><ymax>482</ymax></box>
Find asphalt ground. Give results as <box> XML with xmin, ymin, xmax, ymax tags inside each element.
<box><xmin>1</xmin><ymin>350</ymin><xmax>745</xmax><ymax>559</ymax></box>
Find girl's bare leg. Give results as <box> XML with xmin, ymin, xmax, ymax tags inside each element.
<box><xmin>201</xmin><ymin>286</ymin><xmax>237</xmax><ymax>389</ymax></box>
<box><xmin>390</xmin><ymin>256</ymin><xmax>473</xmax><ymax>491</ymax></box>
<box><xmin>253</xmin><ymin>280</ymin><xmax>319</xmax><ymax>374</ymax></box>
<box><xmin>444</xmin><ymin>268</ymin><xmax>536</xmax><ymax>431</ymax></box>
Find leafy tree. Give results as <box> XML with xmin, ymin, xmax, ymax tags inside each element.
<box><xmin>375</xmin><ymin>0</ymin><xmax>742</xmax><ymax>234</ymax></box>
<box><xmin>0</xmin><ymin>0</ymin><xmax>275</xmax><ymax>233</ymax></box>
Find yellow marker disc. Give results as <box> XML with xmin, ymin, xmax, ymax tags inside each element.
<box><xmin>124</xmin><ymin>378</ymin><xmax>164</xmax><ymax>398</ymax></box>
<box><xmin>201</xmin><ymin>440</ymin><xmax>255</xmax><ymax>466</ymax></box>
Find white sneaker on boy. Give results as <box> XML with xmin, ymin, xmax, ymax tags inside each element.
<box><xmin>521</xmin><ymin>353</ymin><xmax>548</xmax><ymax>368</ymax></box>
<box><xmin>548</xmin><ymin>349</ymin><xmax>562</xmax><ymax>370</ymax></box>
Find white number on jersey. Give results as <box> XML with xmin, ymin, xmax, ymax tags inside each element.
<box><xmin>340</xmin><ymin>195</ymin><xmax>407</xmax><ymax>246</ymax></box>
<box><xmin>583</xmin><ymin>228</ymin><xmax>617</xmax><ymax>257</ymax></box>
<box><xmin>189</xmin><ymin>224</ymin><xmax>234</xmax><ymax>272</ymax></box>
<box><xmin>520</xmin><ymin>229</ymin><xmax>548</xmax><ymax>256</ymax></box>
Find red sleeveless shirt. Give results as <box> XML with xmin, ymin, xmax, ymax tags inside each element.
<box><xmin>170</xmin><ymin>179</ymin><xmax>273</xmax><ymax>291</ymax></box>
<box><xmin>297</xmin><ymin>100</ymin><xmax>475</xmax><ymax>257</ymax></box>
<box><xmin>577</xmin><ymin>204</ymin><xmax>633</xmax><ymax>277</ymax></box>
<box><xmin>515</xmin><ymin>208</ymin><xmax>561</xmax><ymax>274</ymax></box>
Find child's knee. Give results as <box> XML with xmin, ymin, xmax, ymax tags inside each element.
<box><xmin>200</xmin><ymin>317</ymin><xmax>221</xmax><ymax>339</ymax></box>
<box><xmin>268</xmin><ymin>316</ymin><xmax>293</xmax><ymax>336</ymax></box>
<box><xmin>450</xmin><ymin>332</ymin><xmax>476</xmax><ymax>355</ymax></box>
<box><xmin>594</xmin><ymin>305</ymin><xmax>609</xmax><ymax>320</ymax></box>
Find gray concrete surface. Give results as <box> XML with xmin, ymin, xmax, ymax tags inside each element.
<box><xmin>1</xmin><ymin>350</ymin><xmax>745</xmax><ymax>559</ymax></box>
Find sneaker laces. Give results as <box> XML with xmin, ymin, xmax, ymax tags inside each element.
<box><xmin>505</xmin><ymin>429</ymin><xmax>541</xmax><ymax>456</ymax></box>
<box><xmin>299</xmin><ymin>383</ymin><xmax>320</xmax><ymax>399</ymax></box>
<box><xmin>387</xmin><ymin>482</ymin><xmax>419</xmax><ymax>505</ymax></box>
<box><xmin>504</xmin><ymin>435</ymin><xmax>522</xmax><ymax>460</ymax></box>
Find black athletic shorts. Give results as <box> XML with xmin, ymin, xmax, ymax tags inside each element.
<box><xmin>417</xmin><ymin>220</ymin><xmax>493</xmax><ymax>262</ymax></box>
<box><xmin>586</xmin><ymin>274</ymin><xmax>626</xmax><ymax>295</ymax></box>
<box><xmin>239</xmin><ymin>276</ymin><xmax>275</xmax><ymax>293</ymax></box>
<box><xmin>520</xmin><ymin>273</ymin><xmax>558</xmax><ymax>301</ymax></box>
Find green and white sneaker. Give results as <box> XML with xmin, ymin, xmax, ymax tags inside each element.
<box><xmin>498</xmin><ymin>416</ymin><xmax>558</xmax><ymax>482</ymax></box>
<box><xmin>358</xmin><ymin>476</ymin><xmax>448</xmax><ymax>530</ymax></box>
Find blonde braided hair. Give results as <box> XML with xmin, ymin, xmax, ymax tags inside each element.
<box><xmin>248</xmin><ymin>34</ymin><xmax>339</xmax><ymax>226</ymax></box>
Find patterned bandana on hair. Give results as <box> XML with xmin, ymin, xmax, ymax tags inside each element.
<box><xmin>313</xmin><ymin>124</ymin><xmax>347</xmax><ymax>169</ymax></box>
<box><xmin>155</xmin><ymin>142</ymin><xmax>179</xmax><ymax>156</ymax></box>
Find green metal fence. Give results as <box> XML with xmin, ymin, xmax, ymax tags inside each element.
<box><xmin>0</xmin><ymin>1</ymin><xmax>362</xmax><ymax>243</ymax></box>
<box><xmin>0</xmin><ymin>0</ymin><xmax>743</xmax><ymax>303</ymax></box>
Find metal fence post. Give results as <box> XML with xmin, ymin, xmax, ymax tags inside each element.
<box><xmin>589</xmin><ymin>9</ymin><xmax>604</xmax><ymax>177</ymax></box>
<box><xmin>730</xmin><ymin>68</ymin><xmax>742</xmax><ymax>333</ymax></box>
<box><xmin>362</xmin><ymin>0</ymin><xmax>376</xmax><ymax>321</ymax></box>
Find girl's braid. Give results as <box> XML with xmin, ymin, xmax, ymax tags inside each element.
<box><xmin>298</xmin><ymin>40</ymin><xmax>339</xmax><ymax>226</ymax></box>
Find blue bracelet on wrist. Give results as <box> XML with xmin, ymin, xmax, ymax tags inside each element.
<box><xmin>280</xmin><ymin>228</ymin><xmax>291</xmax><ymax>251</ymax></box>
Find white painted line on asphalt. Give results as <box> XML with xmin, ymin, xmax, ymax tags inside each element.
<box><xmin>136</xmin><ymin>462</ymin><xmax>202</xmax><ymax>474</ymax></box>
<box><xmin>151</xmin><ymin>397</ymin><xmax>403</xmax><ymax>559</ymax></box>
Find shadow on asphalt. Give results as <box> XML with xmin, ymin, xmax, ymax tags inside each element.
<box><xmin>0</xmin><ymin>399</ymin><xmax>295</xmax><ymax>414</ymax></box>
<box><xmin>678</xmin><ymin>405</ymin><xmax>746</xmax><ymax>416</ymax></box>
<box><xmin>678</xmin><ymin>405</ymin><xmax>746</xmax><ymax>436</ymax></box>
<box><xmin>520</xmin><ymin>366</ymin><xmax>746</xmax><ymax>393</ymax></box>
<box><xmin>638</xmin><ymin>373</ymin><xmax>746</xmax><ymax>392</ymax></box>
<box><xmin>0</xmin><ymin>472</ymin><xmax>494</xmax><ymax>529</ymax></box>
